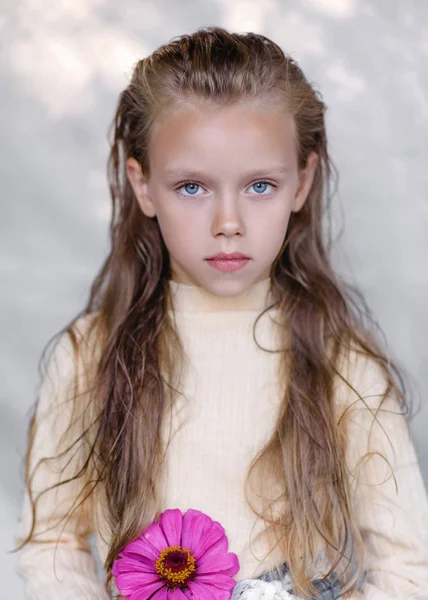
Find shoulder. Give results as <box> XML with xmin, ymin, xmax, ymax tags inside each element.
<box><xmin>49</xmin><ymin>311</ymin><xmax>103</xmax><ymax>369</ymax></box>
<box><xmin>41</xmin><ymin>311</ymin><xmax>105</xmax><ymax>406</ymax></box>
<box><xmin>331</xmin><ymin>339</ymin><xmax>413</xmax><ymax>477</ymax></box>
<box><xmin>35</xmin><ymin>312</ymin><xmax>105</xmax><ymax>442</ymax></box>
<box><xmin>331</xmin><ymin>338</ymin><xmax>399</xmax><ymax>417</ymax></box>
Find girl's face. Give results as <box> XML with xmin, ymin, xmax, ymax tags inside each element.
<box><xmin>126</xmin><ymin>101</ymin><xmax>318</xmax><ymax>296</ymax></box>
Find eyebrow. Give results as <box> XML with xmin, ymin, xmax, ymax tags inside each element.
<box><xmin>164</xmin><ymin>165</ymin><xmax>291</xmax><ymax>180</ymax></box>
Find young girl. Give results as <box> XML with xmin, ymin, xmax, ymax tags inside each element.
<box><xmin>13</xmin><ymin>26</ymin><xmax>428</xmax><ymax>600</ymax></box>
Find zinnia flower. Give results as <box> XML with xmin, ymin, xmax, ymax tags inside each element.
<box><xmin>112</xmin><ymin>508</ymin><xmax>240</xmax><ymax>600</ymax></box>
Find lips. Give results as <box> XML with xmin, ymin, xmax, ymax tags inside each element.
<box><xmin>206</xmin><ymin>252</ymin><xmax>250</xmax><ymax>260</ymax></box>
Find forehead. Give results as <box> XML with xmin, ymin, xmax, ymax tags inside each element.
<box><xmin>148</xmin><ymin>101</ymin><xmax>298</xmax><ymax>175</ymax></box>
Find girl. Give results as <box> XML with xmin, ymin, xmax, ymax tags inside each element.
<box><xmin>12</xmin><ymin>26</ymin><xmax>428</xmax><ymax>600</ymax></box>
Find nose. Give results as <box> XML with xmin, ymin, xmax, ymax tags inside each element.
<box><xmin>210</xmin><ymin>195</ymin><xmax>246</xmax><ymax>238</ymax></box>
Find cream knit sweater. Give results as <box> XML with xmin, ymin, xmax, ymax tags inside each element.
<box><xmin>15</xmin><ymin>277</ymin><xmax>428</xmax><ymax>599</ymax></box>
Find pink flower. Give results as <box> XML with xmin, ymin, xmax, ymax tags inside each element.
<box><xmin>112</xmin><ymin>508</ymin><xmax>240</xmax><ymax>600</ymax></box>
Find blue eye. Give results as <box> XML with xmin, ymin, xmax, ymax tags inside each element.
<box><xmin>176</xmin><ymin>180</ymin><xmax>277</xmax><ymax>198</ymax></box>
<box><xmin>182</xmin><ymin>182</ymin><xmax>200</xmax><ymax>196</ymax></box>
<box><xmin>178</xmin><ymin>182</ymin><xmax>201</xmax><ymax>196</ymax></box>
<box><xmin>251</xmin><ymin>181</ymin><xmax>274</xmax><ymax>194</ymax></box>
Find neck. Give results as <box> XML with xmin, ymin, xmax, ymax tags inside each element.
<box><xmin>167</xmin><ymin>277</ymin><xmax>274</xmax><ymax>313</ymax></box>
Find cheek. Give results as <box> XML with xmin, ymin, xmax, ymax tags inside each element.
<box><xmin>152</xmin><ymin>198</ymin><xmax>188</xmax><ymax>235</ymax></box>
<box><xmin>155</xmin><ymin>205</ymin><xmax>203</xmax><ymax>256</ymax></box>
<box><xmin>252</xmin><ymin>202</ymin><xmax>293</xmax><ymax>238</ymax></box>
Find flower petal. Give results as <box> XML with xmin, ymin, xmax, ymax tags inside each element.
<box><xmin>211</xmin><ymin>520</ymin><xmax>226</xmax><ymax>535</ymax></box>
<box><xmin>158</xmin><ymin>508</ymin><xmax>183</xmax><ymax>547</ymax></box>
<box><xmin>169</xmin><ymin>587</ymin><xmax>189</xmax><ymax>600</ymax></box>
<box><xmin>181</xmin><ymin>509</ymin><xmax>212</xmax><ymax>552</ymax></box>
<box><xmin>141</xmin><ymin>521</ymin><xmax>169</xmax><ymax>552</ymax></box>
<box><xmin>112</xmin><ymin>556</ymin><xmax>157</xmax><ymax>576</ymax></box>
<box><xmin>196</xmin><ymin>574</ymin><xmax>236</xmax><ymax>591</ymax></box>
<box><xmin>196</xmin><ymin>535</ymin><xmax>228</xmax><ymax>564</ymax></box>
<box><xmin>197</xmin><ymin>551</ymin><xmax>240</xmax><ymax>576</ymax></box>
<box><xmin>128</xmin><ymin>581</ymin><xmax>166</xmax><ymax>600</ymax></box>
<box><xmin>220</xmin><ymin>553</ymin><xmax>240</xmax><ymax>577</ymax></box>
<box><xmin>150</xmin><ymin>586</ymin><xmax>168</xmax><ymax>600</ymax></box>
<box><xmin>187</xmin><ymin>580</ymin><xmax>217</xmax><ymax>600</ymax></box>
<box><xmin>188</xmin><ymin>580</ymin><xmax>231</xmax><ymax>600</ymax></box>
<box><xmin>120</xmin><ymin>537</ymin><xmax>160</xmax><ymax>562</ymax></box>
<box><xmin>192</xmin><ymin>526</ymin><xmax>226</xmax><ymax>561</ymax></box>
<box><xmin>115</xmin><ymin>571</ymin><xmax>161</xmax><ymax>594</ymax></box>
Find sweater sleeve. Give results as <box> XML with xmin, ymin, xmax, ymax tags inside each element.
<box><xmin>15</xmin><ymin>317</ymin><xmax>111</xmax><ymax>600</ymax></box>
<box><xmin>335</xmin><ymin>349</ymin><xmax>428</xmax><ymax>599</ymax></box>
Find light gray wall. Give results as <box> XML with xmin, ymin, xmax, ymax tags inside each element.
<box><xmin>2</xmin><ymin>1</ymin><xmax>427</xmax><ymax>597</ymax></box>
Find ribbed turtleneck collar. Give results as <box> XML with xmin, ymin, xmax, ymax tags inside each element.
<box><xmin>168</xmin><ymin>277</ymin><xmax>273</xmax><ymax>313</ymax></box>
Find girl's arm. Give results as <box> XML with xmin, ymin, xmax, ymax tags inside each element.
<box><xmin>336</xmin><ymin>352</ymin><xmax>428</xmax><ymax>599</ymax></box>
<box><xmin>15</xmin><ymin>318</ymin><xmax>111</xmax><ymax>600</ymax></box>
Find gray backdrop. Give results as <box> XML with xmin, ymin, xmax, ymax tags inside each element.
<box><xmin>2</xmin><ymin>1</ymin><xmax>427</xmax><ymax>597</ymax></box>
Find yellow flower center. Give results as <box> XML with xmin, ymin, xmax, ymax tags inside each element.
<box><xmin>155</xmin><ymin>545</ymin><xmax>196</xmax><ymax>589</ymax></box>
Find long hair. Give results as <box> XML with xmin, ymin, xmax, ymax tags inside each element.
<box><xmin>13</xmin><ymin>26</ymin><xmax>416</xmax><ymax>598</ymax></box>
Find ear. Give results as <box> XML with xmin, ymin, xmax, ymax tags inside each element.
<box><xmin>126</xmin><ymin>157</ymin><xmax>157</xmax><ymax>218</ymax></box>
<box><xmin>291</xmin><ymin>151</ymin><xmax>319</xmax><ymax>213</ymax></box>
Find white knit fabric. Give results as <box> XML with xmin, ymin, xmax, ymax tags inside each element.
<box><xmin>15</xmin><ymin>277</ymin><xmax>428</xmax><ymax>598</ymax></box>
<box><xmin>231</xmin><ymin>579</ymin><xmax>294</xmax><ymax>600</ymax></box>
